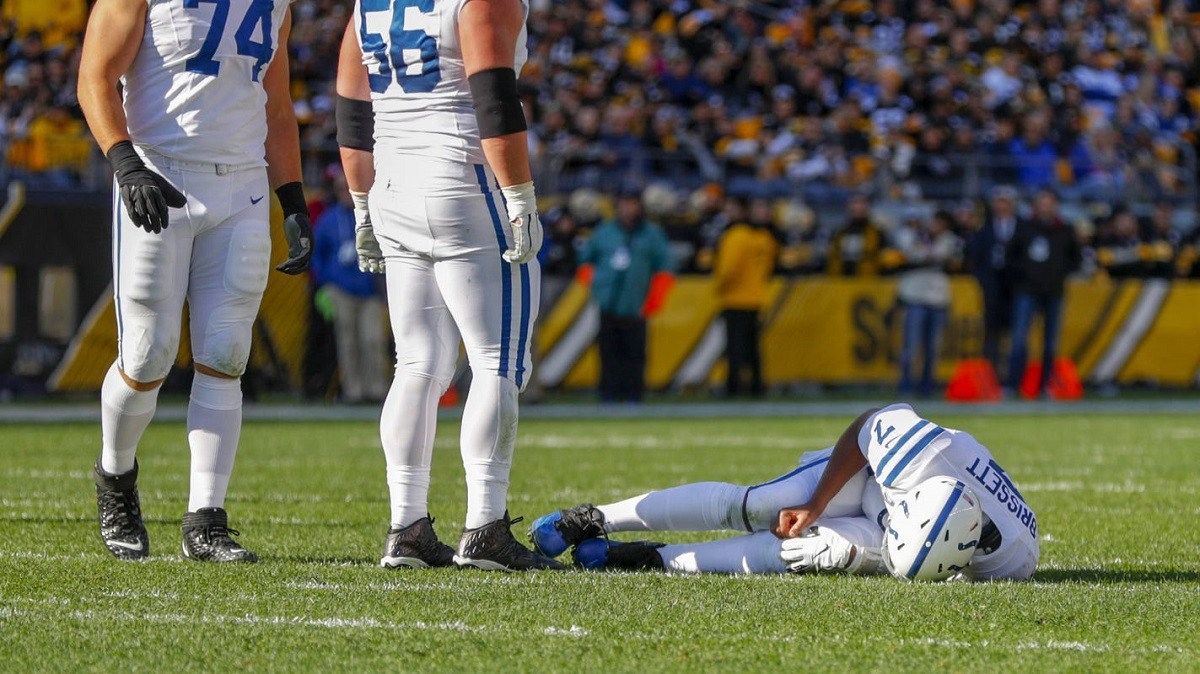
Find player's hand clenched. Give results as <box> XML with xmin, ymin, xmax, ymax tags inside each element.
<box><xmin>275</xmin><ymin>182</ymin><xmax>314</xmax><ymax>275</ymax></box>
<box><xmin>351</xmin><ymin>192</ymin><xmax>384</xmax><ymax>274</ymax></box>
<box><xmin>500</xmin><ymin>181</ymin><xmax>543</xmax><ymax>265</ymax></box>
<box><xmin>774</xmin><ymin>504</ymin><xmax>822</xmax><ymax>539</ymax></box>
<box><xmin>107</xmin><ymin>140</ymin><xmax>186</xmax><ymax>234</ymax></box>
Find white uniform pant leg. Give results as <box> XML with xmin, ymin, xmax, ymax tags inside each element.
<box><xmin>185</xmin><ymin>173</ymin><xmax>271</xmax><ymax>378</ymax></box>
<box><xmin>658</xmin><ymin>531</ymin><xmax>787</xmax><ymax>575</ymax></box>
<box><xmin>742</xmin><ymin>451</ymin><xmax>869</xmax><ymax>532</ymax></box>
<box><xmin>425</xmin><ymin>169</ymin><xmax>539</xmax><ymax>527</ymax></box>
<box><xmin>112</xmin><ymin>179</ymin><xmax>193</xmax><ymax>382</ymax></box>
<box><xmin>378</xmin><ymin>253</ymin><xmax>460</xmax><ymax>526</ymax></box>
<box><xmin>598</xmin><ymin>482</ymin><xmax>747</xmax><ymax>533</ymax></box>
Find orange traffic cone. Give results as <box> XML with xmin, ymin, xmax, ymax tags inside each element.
<box><xmin>439</xmin><ymin>386</ymin><xmax>460</xmax><ymax>408</ymax></box>
<box><xmin>945</xmin><ymin>359</ymin><xmax>1003</xmax><ymax>402</ymax></box>
<box><xmin>1019</xmin><ymin>357</ymin><xmax>1083</xmax><ymax>400</ymax></box>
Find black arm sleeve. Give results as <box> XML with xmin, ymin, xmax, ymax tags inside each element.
<box><xmin>467</xmin><ymin>67</ymin><xmax>527</xmax><ymax>139</ymax></box>
<box><xmin>336</xmin><ymin>95</ymin><xmax>375</xmax><ymax>152</ymax></box>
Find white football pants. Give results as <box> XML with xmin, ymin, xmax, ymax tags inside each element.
<box><xmin>370</xmin><ymin>160</ymin><xmax>538</xmax><ymax>528</ymax></box>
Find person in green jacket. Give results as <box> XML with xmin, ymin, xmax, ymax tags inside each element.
<box><xmin>577</xmin><ymin>189</ymin><xmax>675</xmax><ymax>402</ymax></box>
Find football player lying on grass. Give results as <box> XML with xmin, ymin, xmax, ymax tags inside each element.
<box><xmin>531</xmin><ymin>404</ymin><xmax>1039</xmax><ymax>581</ymax></box>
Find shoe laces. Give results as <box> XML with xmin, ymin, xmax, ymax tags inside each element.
<box><xmin>198</xmin><ymin>525</ymin><xmax>241</xmax><ymax>546</ymax></box>
<box><xmin>99</xmin><ymin>489</ymin><xmax>141</xmax><ymax>534</ymax></box>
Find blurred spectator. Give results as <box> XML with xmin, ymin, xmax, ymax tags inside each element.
<box><xmin>1007</xmin><ymin>189</ymin><xmax>1082</xmax><ymax>397</ymax></box>
<box><xmin>893</xmin><ymin>211</ymin><xmax>961</xmax><ymax>398</ymax></box>
<box><xmin>827</xmin><ymin>194</ymin><xmax>884</xmax><ymax>277</ymax></box>
<box><xmin>2</xmin><ymin>1</ymin><xmax>86</xmax><ymax>53</ymax></box>
<box><xmin>968</xmin><ymin>186</ymin><xmax>1021</xmax><ymax>374</ymax></box>
<box><xmin>713</xmin><ymin>197</ymin><xmax>778</xmax><ymax>398</ymax></box>
<box><xmin>578</xmin><ymin>190</ymin><xmax>674</xmax><ymax>403</ymax></box>
<box><xmin>1145</xmin><ymin>200</ymin><xmax>1185</xmax><ymax>278</ymax></box>
<box><xmin>1095</xmin><ymin>208</ymin><xmax>1148</xmax><ymax>279</ymax></box>
<box><xmin>310</xmin><ymin>168</ymin><xmax>387</xmax><ymax>404</ymax></box>
<box><xmin>1009</xmin><ymin>111</ymin><xmax>1058</xmax><ymax>192</ymax></box>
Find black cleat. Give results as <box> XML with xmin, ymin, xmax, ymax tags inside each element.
<box><xmin>455</xmin><ymin>512</ymin><xmax>566</xmax><ymax>571</ymax></box>
<box><xmin>94</xmin><ymin>460</ymin><xmax>150</xmax><ymax>560</ymax></box>
<box><xmin>181</xmin><ymin>507</ymin><xmax>257</xmax><ymax>563</ymax></box>
<box><xmin>528</xmin><ymin>503</ymin><xmax>607</xmax><ymax>557</ymax></box>
<box><xmin>381</xmin><ymin>516</ymin><xmax>455</xmax><ymax>569</ymax></box>
<box><xmin>574</xmin><ymin>538</ymin><xmax>666</xmax><ymax>571</ymax></box>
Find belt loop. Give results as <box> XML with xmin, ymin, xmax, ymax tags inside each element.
<box><xmin>216</xmin><ymin>164</ymin><xmax>228</xmax><ymax>175</ymax></box>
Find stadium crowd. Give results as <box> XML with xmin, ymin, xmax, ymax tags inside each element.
<box><xmin>4</xmin><ymin>0</ymin><xmax>1200</xmax><ymax>265</ymax></box>
<box><xmin>5</xmin><ymin>0</ymin><xmax>1200</xmax><ymax>399</ymax></box>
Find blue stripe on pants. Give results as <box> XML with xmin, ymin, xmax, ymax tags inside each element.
<box><xmin>516</xmin><ymin>264</ymin><xmax>531</xmax><ymax>388</ymax></box>
<box><xmin>475</xmin><ymin>165</ymin><xmax>512</xmax><ymax>379</ymax></box>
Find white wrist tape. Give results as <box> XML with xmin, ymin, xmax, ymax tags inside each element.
<box><xmin>500</xmin><ymin>181</ymin><xmax>536</xmax><ymax>219</ymax></box>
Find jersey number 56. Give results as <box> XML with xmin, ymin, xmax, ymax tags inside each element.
<box><xmin>359</xmin><ymin>0</ymin><xmax>441</xmax><ymax>94</ymax></box>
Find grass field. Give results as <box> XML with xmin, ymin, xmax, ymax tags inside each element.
<box><xmin>2</xmin><ymin>411</ymin><xmax>1199</xmax><ymax>672</ymax></box>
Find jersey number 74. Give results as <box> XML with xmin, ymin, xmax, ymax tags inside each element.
<box><xmin>184</xmin><ymin>0</ymin><xmax>276</xmax><ymax>82</ymax></box>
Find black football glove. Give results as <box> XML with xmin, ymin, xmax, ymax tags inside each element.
<box><xmin>274</xmin><ymin>181</ymin><xmax>313</xmax><ymax>275</ymax></box>
<box><xmin>107</xmin><ymin>140</ymin><xmax>187</xmax><ymax>234</ymax></box>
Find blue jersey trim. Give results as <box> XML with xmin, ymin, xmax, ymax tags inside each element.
<box><xmin>882</xmin><ymin>425</ymin><xmax>945</xmax><ymax>487</ymax></box>
<box><xmin>875</xmin><ymin>420</ymin><xmax>929</xmax><ymax>476</ymax></box>
<box><xmin>906</xmin><ymin>481</ymin><xmax>964</xmax><ymax>579</ymax></box>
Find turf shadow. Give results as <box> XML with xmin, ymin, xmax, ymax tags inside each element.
<box><xmin>1034</xmin><ymin>568</ymin><xmax>1200</xmax><ymax>583</ymax></box>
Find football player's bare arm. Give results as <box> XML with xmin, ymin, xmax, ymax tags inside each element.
<box><xmin>263</xmin><ymin>9</ymin><xmax>302</xmax><ymax>191</ymax></box>
<box><xmin>261</xmin><ymin>8</ymin><xmax>314</xmax><ymax>276</ymax></box>
<box><xmin>77</xmin><ymin>0</ymin><xmax>145</xmax><ymax>153</ymax></box>
<box><xmin>335</xmin><ymin>19</ymin><xmax>383</xmax><ymax>273</ymax></box>
<box><xmin>460</xmin><ymin>0</ymin><xmax>541</xmax><ymax>264</ymax></box>
<box><xmin>775</xmin><ymin>408</ymin><xmax>876</xmax><ymax>539</ymax></box>
<box><xmin>336</xmin><ymin>20</ymin><xmax>374</xmax><ymax>194</ymax></box>
<box><xmin>459</xmin><ymin>0</ymin><xmax>532</xmax><ymax>188</ymax></box>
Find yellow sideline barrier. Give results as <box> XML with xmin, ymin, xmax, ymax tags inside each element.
<box><xmin>52</xmin><ymin>269</ymin><xmax>1200</xmax><ymax>392</ymax></box>
<box><xmin>50</xmin><ymin>202</ymin><xmax>308</xmax><ymax>391</ymax></box>
<box><xmin>546</xmin><ymin>276</ymin><xmax>1200</xmax><ymax>389</ymax></box>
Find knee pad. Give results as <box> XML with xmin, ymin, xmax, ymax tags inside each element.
<box><xmin>190</xmin><ymin>372</ymin><xmax>242</xmax><ymax>410</ymax></box>
<box><xmin>195</xmin><ymin>307</ymin><xmax>255</xmax><ymax>377</ymax></box>
<box><xmin>119</xmin><ymin>315</ymin><xmax>181</xmax><ymax>383</ymax></box>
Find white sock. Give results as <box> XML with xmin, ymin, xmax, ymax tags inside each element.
<box><xmin>380</xmin><ymin>371</ymin><xmax>441</xmax><ymax>528</ymax></box>
<box><xmin>658</xmin><ymin>531</ymin><xmax>786</xmax><ymax>574</ymax></box>
<box><xmin>598</xmin><ymin>482</ymin><xmax>746</xmax><ymax>533</ymax></box>
<box><xmin>100</xmin><ymin>362</ymin><xmax>159</xmax><ymax>475</ymax></box>
<box><xmin>460</xmin><ymin>375</ymin><xmax>518</xmax><ymax>529</ymax></box>
<box><xmin>186</xmin><ymin>373</ymin><xmax>242</xmax><ymax>512</ymax></box>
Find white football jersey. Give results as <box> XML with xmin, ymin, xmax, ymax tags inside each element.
<box><xmin>857</xmin><ymin>404</ymin><xmax>1040</xmax><ymax>553</ymax></box>
<box><xmin>122</xmin><ymin>0</ymin><xmax>292</xmax><ymax>166</ymax></box>
<box><xmin>353</xmin><ymin>0</ymin><xmax>528</xmax><ymax>166</ymax></box>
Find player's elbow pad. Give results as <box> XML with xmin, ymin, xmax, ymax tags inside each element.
<box><xmin>468</xmin><ymin>67</ymin><xmax>527</xmax><ymax>139</ymax></box>
<box><xmin>336</xmin><ymin>95</ymin><xmax>375</xmax><ymax>152</ymax></box>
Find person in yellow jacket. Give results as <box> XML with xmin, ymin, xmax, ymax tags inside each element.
<box><xmin>714</xmin><ymin>197</ymin><xmax>779</xmax><ymax>397</ymax></box>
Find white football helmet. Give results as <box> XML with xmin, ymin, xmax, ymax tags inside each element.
<box><xmin>883</xmin><ymin>477</ymin><xmax>982</xmax><ymax>582</ymax></box>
